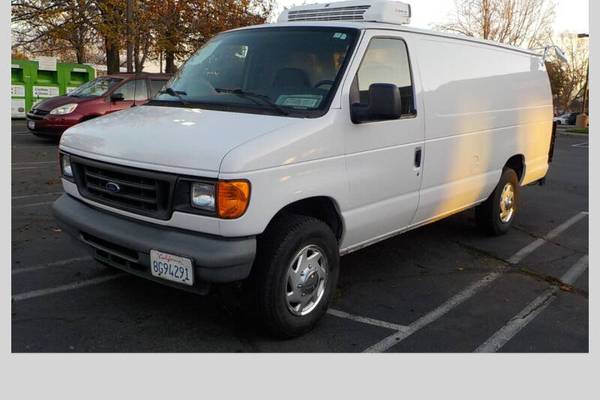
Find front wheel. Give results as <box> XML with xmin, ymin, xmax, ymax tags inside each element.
<box><xmin>247</xmin><ymin>214</ymin><xmax>339</xmax><ymax>338</ymax></box>
<box><xmin>475</xmin><ymin>168</ymin><xmax>519</xmax><ymax>235</ymax></box>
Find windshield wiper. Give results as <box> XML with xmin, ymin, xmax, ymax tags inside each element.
<box><xmin>158</xmin><ymin>87</ymin><xmax>191</xmax><ymax>105</ymax></box>
<box><xmin>214</xmin><ymin>88</ymin><xmax>289</xmax><ymax>116</ymax></box>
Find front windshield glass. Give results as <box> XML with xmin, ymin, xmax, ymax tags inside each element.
<box><xmin>152</xmin><ymin>27</ymin><xmax>359</xmax><ymax>116</ymax></box>
<box><xmin>69</xmin><ymin>77</ymin><xmax>123</xmax><ymax>97</ymax></box>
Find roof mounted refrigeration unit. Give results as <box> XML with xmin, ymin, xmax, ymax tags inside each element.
<box><xmin>278</xmin><ymin>0</ymin><xmax>412</xmax><ymax>25</ymax></box>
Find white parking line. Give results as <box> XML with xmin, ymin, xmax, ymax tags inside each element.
<box><xmin>12</xmin><ymin>273</ymin><xmax>127</xmax><ymax>302</ymax></box>
<box><xmin>327</xmin><ymin>308</ymin><xmax>409</xmax><ymax>331</ymax></box>
<box><xmin>572</xmin><ymin>142</ymin><xmax>588</xmax><ymax>148</ymax></box>
<box><xmin>12</xmin><ymin>166</ymin><xmax>51</xmax><ymax>170</ymax></box>
<box><xmin>12</xmin><ymin>256</ymin><xmax>93</xmax><ymax>275</ymax></box>
<box><xmin>12</xmin><ymin>161</ymin><xmax>57</xmax><ymax>165</ymax></box>
<box><xmin>507</xmin><ymin>211</ymin><xmax>588</xmax><ymax>264</ymax></box>
<box><xmin>363</xmin><ymin>272</ymin><xmax>501</xmax><ymax>352</ymax></box>
<box><xmin>361</xmin><ymin>211</ymin><xmax>588</xmax><ymax>353</ymax></box>
<box><xmin>13</xmin><ymin>201</ymin><xmax>54</xmax><ymax>209</ymax></box>
<box><xmin>474</xmin><ymin>254</ymin><xmax>588</xmax><ymax>353</ymax></box>
<box><xmin>12</xmin><ymin>192</ymin><xmax>63</xmax><ymax>200</ymax></box>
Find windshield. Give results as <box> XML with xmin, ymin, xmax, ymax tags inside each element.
<box><xmin>151</xmin><ymin>27</ymin><xmax>359</xmax><ymax>117</ymax></box>
<box><xmin>69</xmin><ymin>77</ymin><xmax>123</xmax><ymax>97</ymax></box>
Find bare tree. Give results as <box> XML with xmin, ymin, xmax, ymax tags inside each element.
<box><xmin>439</xmin><ymin>0</ymin><xmax>556</xmax><ymax>49</ymax></box>
<box><xmin>546</xmin><ymin>32</ymin><xmax>589</xmax><ymax>113</ymax></box>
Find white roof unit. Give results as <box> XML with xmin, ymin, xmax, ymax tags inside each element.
<box><xmin>278</xmin><ymin>0</ymin><xmax>411</xmax><ymax>25</ymax></box>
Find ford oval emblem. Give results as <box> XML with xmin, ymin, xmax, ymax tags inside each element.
<box><xmin>105</xmin><ymin>181</ymin><xmax>121</xmax><ymax>193</ymax></box>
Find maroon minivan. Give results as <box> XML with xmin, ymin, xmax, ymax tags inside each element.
<box><xmin>27</xmin><ymin>73</ymin><xmax>171</xmax><ymax>139</ymax></box>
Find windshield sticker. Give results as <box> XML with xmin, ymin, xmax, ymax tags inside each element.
<box><xmin>333</xmin><ymin>32</ymin><xmax>348</xmax><ymax>40</ymax></box>
<box><xmin>276</xmin><ymin>95</ymin><xmax>323</xmax><ymax>109</ymax></box>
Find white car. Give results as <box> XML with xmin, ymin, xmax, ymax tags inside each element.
<box><xmin>53</xmin><ymin>0</ymin><xmax>555</xmax><ymax>337</ymax></box>
<box><xmin>553</xmin><ymin>112</ymin><xmax>577</xmax><ymax>125</ymax></box>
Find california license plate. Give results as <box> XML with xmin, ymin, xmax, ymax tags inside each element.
<box><xmin>27</xmin><ymin>120</ymin><xmax>35</xmax><ymax>129</ymax></box>
<box><xmin>150</xmin><ymin>250</ymin><xmax>194</xmax><ymax>286</ymax></box>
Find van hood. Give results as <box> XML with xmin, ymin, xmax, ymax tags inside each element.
<box><xmin>34</xmin><ymin>95</ymin><xmax>95</xmax><ymax>111</ymax></box>
<box><xmin>59</xmin><ymin>105</ymin><xmax>298</xmax><ymax>176</ymax></box>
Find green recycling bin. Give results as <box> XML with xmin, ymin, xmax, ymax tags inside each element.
<box><xmin>58</xmin><ymin>63</ymin><xmax>95</xmax><ymax>95</ymax></box>
<box><xmin>11</xmin><ymin>60</ymin><xmax>36</xmax><ymax>118</ymax></box>
<box><xmin>31</xmin><ymin>64</ymin><xmax>61</xmax><ymax>105</ymax></box>
<box><xmin>11</xmin><ymin>58</ymin><xmax>96</xmax><ymax>118</ymax></box>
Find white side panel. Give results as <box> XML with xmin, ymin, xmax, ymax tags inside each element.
<box><xmin>413</xmin><ymin>36</ymin><xmax>553</xmax><ymax>223</ymax></box>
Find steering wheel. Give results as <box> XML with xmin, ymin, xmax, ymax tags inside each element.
<box><xmin>314</xmin><ymin>80</ymin><xmax>335</xmax><ymax>89</ymax></box>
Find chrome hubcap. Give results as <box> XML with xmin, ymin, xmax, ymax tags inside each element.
<box><xmin>285</xmin><ymin>245</ymin><xmax>328</xmax><ymax>316</ymax></box>
<box><xmin>499</xmin><ymin>183</ymin><xmax>515</xmax><ymax>223</ymax></box>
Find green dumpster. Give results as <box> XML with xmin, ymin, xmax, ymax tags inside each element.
<box><xmin>58</xmin><ymin>63</ymin><xmax>95</xmax><ymax>95</ymax></box>
<box><xmin>31</xmin><ymin>63</ymin><xmax>61</xmax><ymax>104</ymax></box>
<box><xmin>11</xmin><ymin>60</ymin><xmax>36</xmax><ymax>118</ymax></box>
<box><xmin>11</xmin><ymin>58</ymin><xmax>96</xmax><ymax>118</ymax></box>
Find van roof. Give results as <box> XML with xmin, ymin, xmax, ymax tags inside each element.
<box><xmin>230</xmin><ymin>21</ymin><xmax>540</xmax><ymax>57</ymax></box>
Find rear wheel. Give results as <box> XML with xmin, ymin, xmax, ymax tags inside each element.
<box><xmin>247</xmin><ymin>214</ymin><xmax>339</xmax><ymax>338</ymax></box>
<box><xmin>476</xmin><ymin>168</ymin><xmax>519</xmax><ymax>235</ymax></box>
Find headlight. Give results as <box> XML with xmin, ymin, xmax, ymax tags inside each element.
<box><xmin>50</xmin><ymin>103</ymin><xmax>78</xmax><ymax>115</ymax></box>
<box><xmin>191</xmin><ymin>182</ymin><xmax>215</xmax><ymax>211</ymax></box>
<box><xmin>61</xmin><ymin>154</ymin><xmax>73</xmax><ymax>178</ymax></box>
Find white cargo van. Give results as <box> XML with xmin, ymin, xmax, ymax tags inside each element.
<box><xmin>53</xmin><ymin>0</ymin><xmax>555</xmax><ymax>337</ymax></box>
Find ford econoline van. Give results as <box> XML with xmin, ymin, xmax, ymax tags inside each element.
<box><xmin>53</xmin><ymin>1</ymin><xmax>555</xmax><ymax>337</ymax></box>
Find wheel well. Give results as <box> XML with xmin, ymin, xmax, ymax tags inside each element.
<box><xmin>505</xmin><ymin>155</ymin><xmax>525</xmax><ymax>183</ymax></box>
<box><xmin>268</xmin><ymin>197</ymin><xmax>344</xmax><ymax>242</ymax></box>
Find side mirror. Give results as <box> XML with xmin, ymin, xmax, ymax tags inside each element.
<box><xmin>351</xmin><ymin>83</ymin><xmax>402</xmax><ymax>124</ymax></box>
<box><xmin>110</xmin><ymin>93</ymin><xmax>125</xmax><ymax>102</ymax></box>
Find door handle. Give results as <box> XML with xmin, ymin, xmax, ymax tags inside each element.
<box><xmin>414</xmin><ymin>147</ymin><xmax>422</xmax><ymax>168</ymax></box>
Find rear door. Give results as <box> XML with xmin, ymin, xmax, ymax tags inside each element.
<box><xmin>109</xmin><ymin>79</ymin><xmax>148</xmax><ymax>112</ymax></box>
<box><xmin>340</xmin><ymin>30</ymin><xmax>425</xmax><ymax>249</ymax></box>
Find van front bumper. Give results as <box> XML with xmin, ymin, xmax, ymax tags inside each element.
<box><xmin>52</xmin><ymin>195</ymin><xmax>256</xmax><ymax>290</ymax></box>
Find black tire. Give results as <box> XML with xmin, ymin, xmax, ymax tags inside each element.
<box><xmin>247</xmin><ymin>214</ymin><xmax>339</xmax><ymax>338</ymax></box>
<box><xmin>556</xmin><ymin>120</ymin><xmax>562</xmax><ymax>125</ymax></box>
<box><xmin>475</xmin><ymin>168</ymin><xmax>519</xmax><ymax>236</ymax></box>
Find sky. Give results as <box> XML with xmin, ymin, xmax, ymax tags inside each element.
<box><xmin>273</xmin><ymin>0</ymin><xmax>589</xmax><ymax>35</ymax></box>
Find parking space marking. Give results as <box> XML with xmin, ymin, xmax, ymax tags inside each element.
<box><xmin>12</xmin><ymin>273</ymin><xmax>127</xmax><ymax>302</ymax></box>
<box><xmin>12</xmin><ymin>166</ymin><xmax>52</xmax><ymax>170</ymax></box>
<box><xmin>363</xmin><ymin>272</ymin><xmax>501</xmax><ymax>352</ymax></box>
<box><xmin>361</xmin><ymin>212</ymin><xmax>588</xmax><ymax>352</ymax></box>
<box><xmin>12</xmin><ymin>256</ymin><xmax>93</xmax><ymax>275</ymax></box>
<box><xmin>507</xmin><ymin>211</ymin><xmax>588</xmax><ymax>264</ymax></box>
<box><xmin>12</xmin><ymin>161</ymin><xmax>57</xmax><ymax>165</ymax></box>
<box><xmin>474</xmin><ymin>254</ymin><xmax>588</xmax><ymax>353</ymax></box>
<box><xmin>13</xmin><ymin>201</ymin><xmax>54</xmax><ymax>210</ymax></box>
<box><xmin>12</xmin><ymin>192</ymin><xmax>63</xmax><ymax>200</ymax></box>
<box><xmin>572</xmin><ymin>142</ymin><xmax>588</xmax><ymax>148</ymax></box>
<box><xmin>327</xmin><ymin>308</ymin><xmax>409</xmax><ymax>331</ymax></box>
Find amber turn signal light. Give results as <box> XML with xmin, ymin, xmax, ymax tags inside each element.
<box><xmin>217</xmin><ymin>180</ymin><xmax>251</xmax><ymax>219</ymax></box>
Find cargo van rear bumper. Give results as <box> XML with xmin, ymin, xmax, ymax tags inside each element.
<box><xmin>52</xmin><ymin>195</ymin><xmax>256</xmax><ymax>289</ymax></box>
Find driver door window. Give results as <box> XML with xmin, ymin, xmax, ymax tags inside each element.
<box><xmin>351</xmin><ymin>38</ymin><xmax>416</xmax><ymax>116</ymax></box>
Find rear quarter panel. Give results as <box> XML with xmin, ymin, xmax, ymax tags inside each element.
<box><xmin>412</xmin><ymin>35</ymin><xmax>553</xmax><ymax>223</ymax></box>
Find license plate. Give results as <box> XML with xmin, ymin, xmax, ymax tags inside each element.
<box><xmin>150</xmin><ymin>250</ymin><xmax>194</xmax><ymax>286</ymax></box>
<box><xmin>27</xmin><ymin>120</ymin><xmax>35</xmax><ymax>129</ymax></box>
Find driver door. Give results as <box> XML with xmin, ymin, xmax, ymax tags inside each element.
<box><xmin>340</xmin><ymin>31</ymin><xmax>425</xmax><ymax>249</ymax></box>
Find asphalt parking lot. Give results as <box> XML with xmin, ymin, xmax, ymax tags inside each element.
<box><xmin>11</xmin><ymin>120</ymin><xmax>588</xmax><ymax>352</ymax></box>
